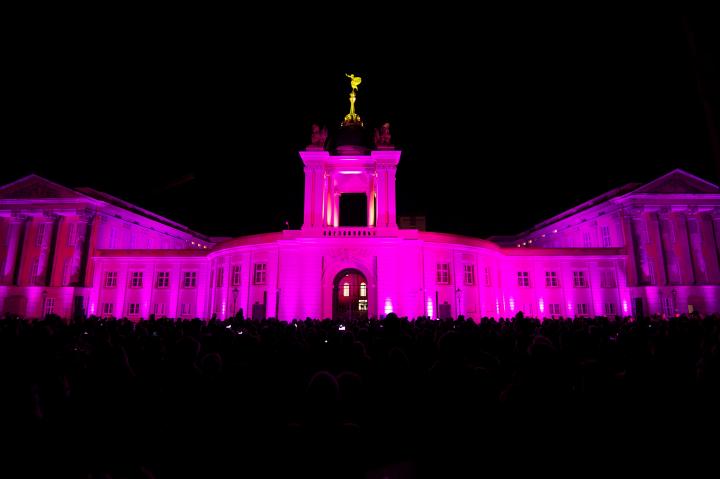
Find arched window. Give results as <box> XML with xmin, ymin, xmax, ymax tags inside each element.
<box><xmin>360</xmin><ymin>282</ymin><xmax>367</xmax><ymax>297</ymax></box>
<box><xmin>343</xmin><ymin>283</ymin><xmax>350</xmax><ymax>297</ymax></box>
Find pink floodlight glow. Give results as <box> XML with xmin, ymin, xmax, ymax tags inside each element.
<box><xmin>622</xmin><ymin>300</ymin><xmax>628</xmax><ymax>314</ymax></box>
<box><xmin>496</xmin><ymin>300</ymin><xmax>500</xmax><ymax>315</ymax></box>
<box><xmin>338</xmin><ymin>171</ymin><xmax>363</xmax><ymax>175</ymax></box>
<box><xmin>567</xmin><ymin>303</ymin><xmax>573</xmax><ymax>311</ymax></box>
<box><xmin>509</xmin><ymin>297</ymin><xmax>515</xmax><ymax>311</ymax></box>
<box><xmin>426</xmin><ymin>297</ymin><xmax>433</xmax><ymax>318</ymax></box>
<box><xmin>539</xmin><ymin>298</ymin><xmax>544</xmax><ymax>313</ymax></box>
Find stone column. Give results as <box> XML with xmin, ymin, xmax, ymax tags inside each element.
<box><xmin>643</xmin><ymin>211</ymin><xmax>667</xmax><ymax>285</ymax></box>
<box><xmin>620</xmin><ymin>209</ymin><xmax>639</xmax><ymax>286</ymax></box>
<box><xmin>376</xmin><ymin>167</ymin><xmax>388</xmax><ymax>228</ymax></box>
<box><xmin>44</xmin><ymin>213</ymin><xmax>63</xmax><ymax>286</ymax></box>
<box><xmin>79</xmin><ymin>213</ymin><xmax>100</xmax><ymax>287</ymax></box>
<box><xmin>302</xmin><ymin>166</ymin><xmax>312</xmax><ymax>228</ymax></box>
<box><xmin>670</xmin><ymin>211</ymin><xmax>695</xmax><ymax>284</ymax></box>
<box><xmin>12</xmin><ymin>215</ymin><xmax>31</xmax><ymax>286</ymax></box>
<box><xmin>696</xmin><ymin>211</ymin><xmax>720</xmax><ymax>283</ymax></box>
<box><xmin>387</xmin><ymin>166</ymin><xmax>398</xmax><ymax>228</ymax></box>
<box><xmin>367</xmin><ymin>173</ymin><xmax>376</xmax><ymax>227</ymax></box>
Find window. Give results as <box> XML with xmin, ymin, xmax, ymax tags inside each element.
<box><xmin>232</xmin><ymin>266</ymin><xmax>241</xmax><ymax>286</ymax></box>
<box><xmin>36</xmin><ymin>223</ymin><xmax>46</xmax><ymax>247</ymax></box>
<box><xmin>102</xmin><ymin>303</ymin><xmax>114</xmax><ymax>318</ymax></box>
<box><xmin>129</xmin><ymin>233</ymin><xmax>137</xmax><ymax>249</ymax></box>
<box><xmin>109</xmin><ymin>228</ymin><xmax>117</xmax><ymax>248</ymax></box>
<box><xmin>358</xmin><ymin>299</ymin><xmax>368</xmax><ymax>311</ymax></box>
<box><xmin>517</xmin><ymin>272</ymin><xmax>529</xmax><ymax>287</ymax></box>
<box><xmin>573</xmin><ymin>271</ymin><xmax>587</xmax><ymax>288</ymax></box>
<box><xmin>43</xmin><ymin>297</ymin><xmax>55</xmax><ymax>316</ymax></box>
<box><xmin>464</xmin><ymin>264</ymin><xmax>475</xmax><ymax>285</ymax></box>
<box><xmin>30</xmin><ymin>257</ymin><xmax>40</xmax><ymax>285</ymax></box>
<box><xmin>360</xmin><ymin>282</ymin><xmax>367</xmax><ymax>297</ymax></box>
<box><xmin>545</xmin><ymin>271</ymin><xmax>558</xmax><ymax>287</ymax></box>
<box><xmin>576</xmin><ymin>303</ymin><xmax>589</xmax><ymax>316</ymax></box>
<box><xmin>128</xmin><ymin>303</ymin><xmax>140</xmax><ymax>316</ymax></box>
<box><xmin>549</xmin><ymin>304</ymin><xmax>561</xmax><ymax>317</ymax></box>
<box><xmin>436</xmin><ymin>264</ymin><xmax>450</xmax><ymax>284</ymax></box>
<box><xmin>583</xmin><ymin>232</ymin><xmax>592</xmax><ymax>248</ymax></box>
<box><xmin>104</xmin><ymin>271</ymin><xmax>117</xmax><ymax>288</ymax></box>
<box><xmin>484</xmin><ymin>267</ymin><xmax>492</xmax><ymax>287</ymax></box>
<box><xmin>183</xmin><ymin>271</ymin><xmax>197</xmax><ymax>288</ymax></box>
<box><xmin>180</xmin><ymin>303</ymin><xmax>192</xmax><ymax>316</ymax></box>
<box><xmin>254</xmin><ymin>263</ymin><xmax>266</xmax><ymax>284</ymax></box>
<box><xmin>157</xmin><ymin>271</ymin><xmax>169</xmax><ymax>288</ymax></box>
<box><xmin>216</xmin><ymin>267</ymin><xmax>224</xmax><ymax>287</ymax></box>
<box><xmin>600</xmin><ymin>225</ymin><xmax>611</xmax><ymax>247</ymax></box>
<box><xmin>62</xmin><ymin>258</ymin><xmax>72</xmax><ymax>286</ymax></box>
<box><xmin>153</xmin><ymin>303</ymin><xmax>166</xmax><ymax>316</ymax></box>
<box><xmin>129</xmin><ymin>271</ymin><xmax>143</xmax><ymax>288</ymax></box>
<box><xmin>604</xmin><ymin>303</ymin><xmax>616</xmax><ymax>316</ymax></box>
<box><xmin>343</xmin><ymin>283</ymin><xmax>350</xmax><ymax>297</ymax></box>
<box><xmin>67</xmin><ymin>223</ymin><xmax>77</xmax><ymax>247</ymax></box>
<box><xmin>600</xmin><ymin>270</ymin><xmax>616</xmax><ymax>288</ymax></box>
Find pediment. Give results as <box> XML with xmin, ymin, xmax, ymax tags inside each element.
<box><xmin>0</xmin><ymin>175</ymin><xmax>84</xmax><ymax>200</ymax></box>
<box><xmin>633</xmin><ymin>170</ymin><xmax>719</xmax><ymax>195</ymax></box>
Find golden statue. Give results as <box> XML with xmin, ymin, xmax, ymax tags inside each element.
<box><xmin>343</xmin><ymin>73</ymin><xmax>363</xmax><ymax>126</ymax></box>
<box><xmin>346</xmin><ymin>73</ymin><xmax>362</xmax><ymax>91</ymax></box>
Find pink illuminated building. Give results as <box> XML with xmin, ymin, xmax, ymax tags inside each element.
<box><xmin>2</xmin><ymin>100</ymin><xmax>719</xmax><ymax>321</ymax></box>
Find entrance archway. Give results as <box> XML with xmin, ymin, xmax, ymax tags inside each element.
<box><xmin>333</xmin><ymin>269</ymin><xmax>368</xmax><ymax>321</ymax></box>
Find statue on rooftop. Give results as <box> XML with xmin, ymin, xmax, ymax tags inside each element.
<box><xmin>308</xmin><ymin>123</ymin><xmax>328</xmax><ymax>150</ymax></box>
<box><xmin>374</xmin><ymin>122</ymin><xmax>393</xmax><ymax>149</ymax></box>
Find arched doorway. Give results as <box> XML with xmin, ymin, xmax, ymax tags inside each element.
<box><xmin>333</xmin><ymin>269</ymin><xmax>368</xmax><ymax>321</ymax></box>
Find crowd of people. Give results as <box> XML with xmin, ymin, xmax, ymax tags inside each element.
<box><xmin>2</xmin><ymin>312</ymin><xmax>719</xmax><ymax>478</ymax></box>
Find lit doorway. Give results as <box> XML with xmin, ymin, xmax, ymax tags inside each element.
<box><xmin>333</xmin><ymin>269</ymin><xmax>368</xmax><ymax>321</ymax></box>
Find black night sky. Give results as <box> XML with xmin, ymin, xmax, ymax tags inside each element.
<box><xmin>5</xmin><ymin>10</ymin><xmax>719</xmax><ymax>239</ymax></box>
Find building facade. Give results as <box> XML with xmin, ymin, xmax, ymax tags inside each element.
<box><xmin>2</xmin><ymin>96</ymin><xmax>719</xmax><ymax>321</ymax></box>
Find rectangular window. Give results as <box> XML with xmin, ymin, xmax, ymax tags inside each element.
<box><xmin>43</xmin><ymin>297</ymin><xmax>55</xmax><ymax>316</ymax></box>
<box><xmin>358</xmin><ymin>299</ymin><xmax>368</xmax><ymax>311</ymax></box>
<box><xmin>232</xmin><ymin>266</ymin><xmax>241</xmax><ymax>286</ymax></box>
<box><xmin>216</xmin><ymin>267</ymin><xmax>224</xmax><ymax>288</ymax></box>
<box><xmin>484</xmin><ymin>267</ymin><xmax>492</xmax><ymax>287</ymax></box>
<box><xmin>464</xmin><ymin>264</ymin><xmax>475</xmax><ymax>285</ymax></box>
<box><xmin>577</xmin><ymin>303</ymin><xmax>589</xmax><ymax>316</ymax></box>
<box><xmin>180</xmin><ymin>303</ymin><xmax>192</xmax><ymax>316</ymax></box>
<box><xmin>67</xmin><ymin>223</ymin><xmax>77</xmax><ymax>247</ymax></box>
<box><xmin>153</xmin><ymin>303</ymin><xmax>166</xmax><ymax>316</ymax></box>
<box><xmin>157</xmin><ymin>271</ymin><xmax>169</xmax><ymax>288</ymax></box>
<box><xmin>604</xmin><ymin>303</ymin><xmax>616</xmax><ymax>316</ymax></box>
<box><xmin>360</xmin><ymin>282</ymin><xmax>367</xmax><ymax>297</ymax></box>
<box><xmin>517</xmin><ymin>271</ymin><xmax>529</xmax><ymax>287</ymax></box>
<box><xmin>573</xmin><ymin>271</ymin><xmax>587</xmax><ymax>288</ymax></box>
<box><xmin>545</xmin><ymin>271</ymin><xmax>558</xmax><ymax>287</ymax></box>
<box><xmin>600</xmin><ymin>225</ymin><xmax>611</xmax><ymax>247</ymax></box>
<box><xmin>109</xmin><ymin>228</ymin><xmax>117</xmax><ymax>248</ymax></box>
<box><xmin>36</xmin><ymin>223</ymin><xmax>46</xmax><ymax>247</ymax></box>
<box><xmin>130</xmin><ymin>271</ymin><xmax>143</xmax><ymax>288</ymax></box>
<box><xmin>102</xmin><ymin>303</ymin><xmax>114</xmax><ymax>317</ymax></box>
<box><xmin>436</xmin><ymin>263</ymin><xmax>450</xmax><ymax>284</ymax></box>
<box><xmin>254</xmin><ymin>263</ymin><xmax>266</xmax><ymax>284</ymax></box>
<box><xmin>30</xmin><ymin>257</ymin><xmax>40</xmax><ymax>285</ymax></box>
<box><xmin>343</xmin><ymin>283</ymin><xmax>350</xmax><ymax>297</ymax></box>
<box><xmin>549</xmin><ymin>304</ymin><xmax>561</xmax><ymax>316</ymax></box>
<box><xmin>128</xmin><ymin>303</ymin><xmax>140</xmax><ymax>316</ymax></box>
<box><xmin>583</xmin><ymin>232</ymin><xmax>592</xmax><ymax>248</ymax></box>
<box><xmin>600</xmin><ymin>270</ymin><xmax>616</xmax><ymax>288</ymax></box>
<box><xmin>183</xmin><ymin>271</ymin><xmax>197</xmax><ymax>288</ymax></box>
<box><xmin>104</xmin><ymin>271</ymin><xmax>117</xmax><ymax>288</ymax></box>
